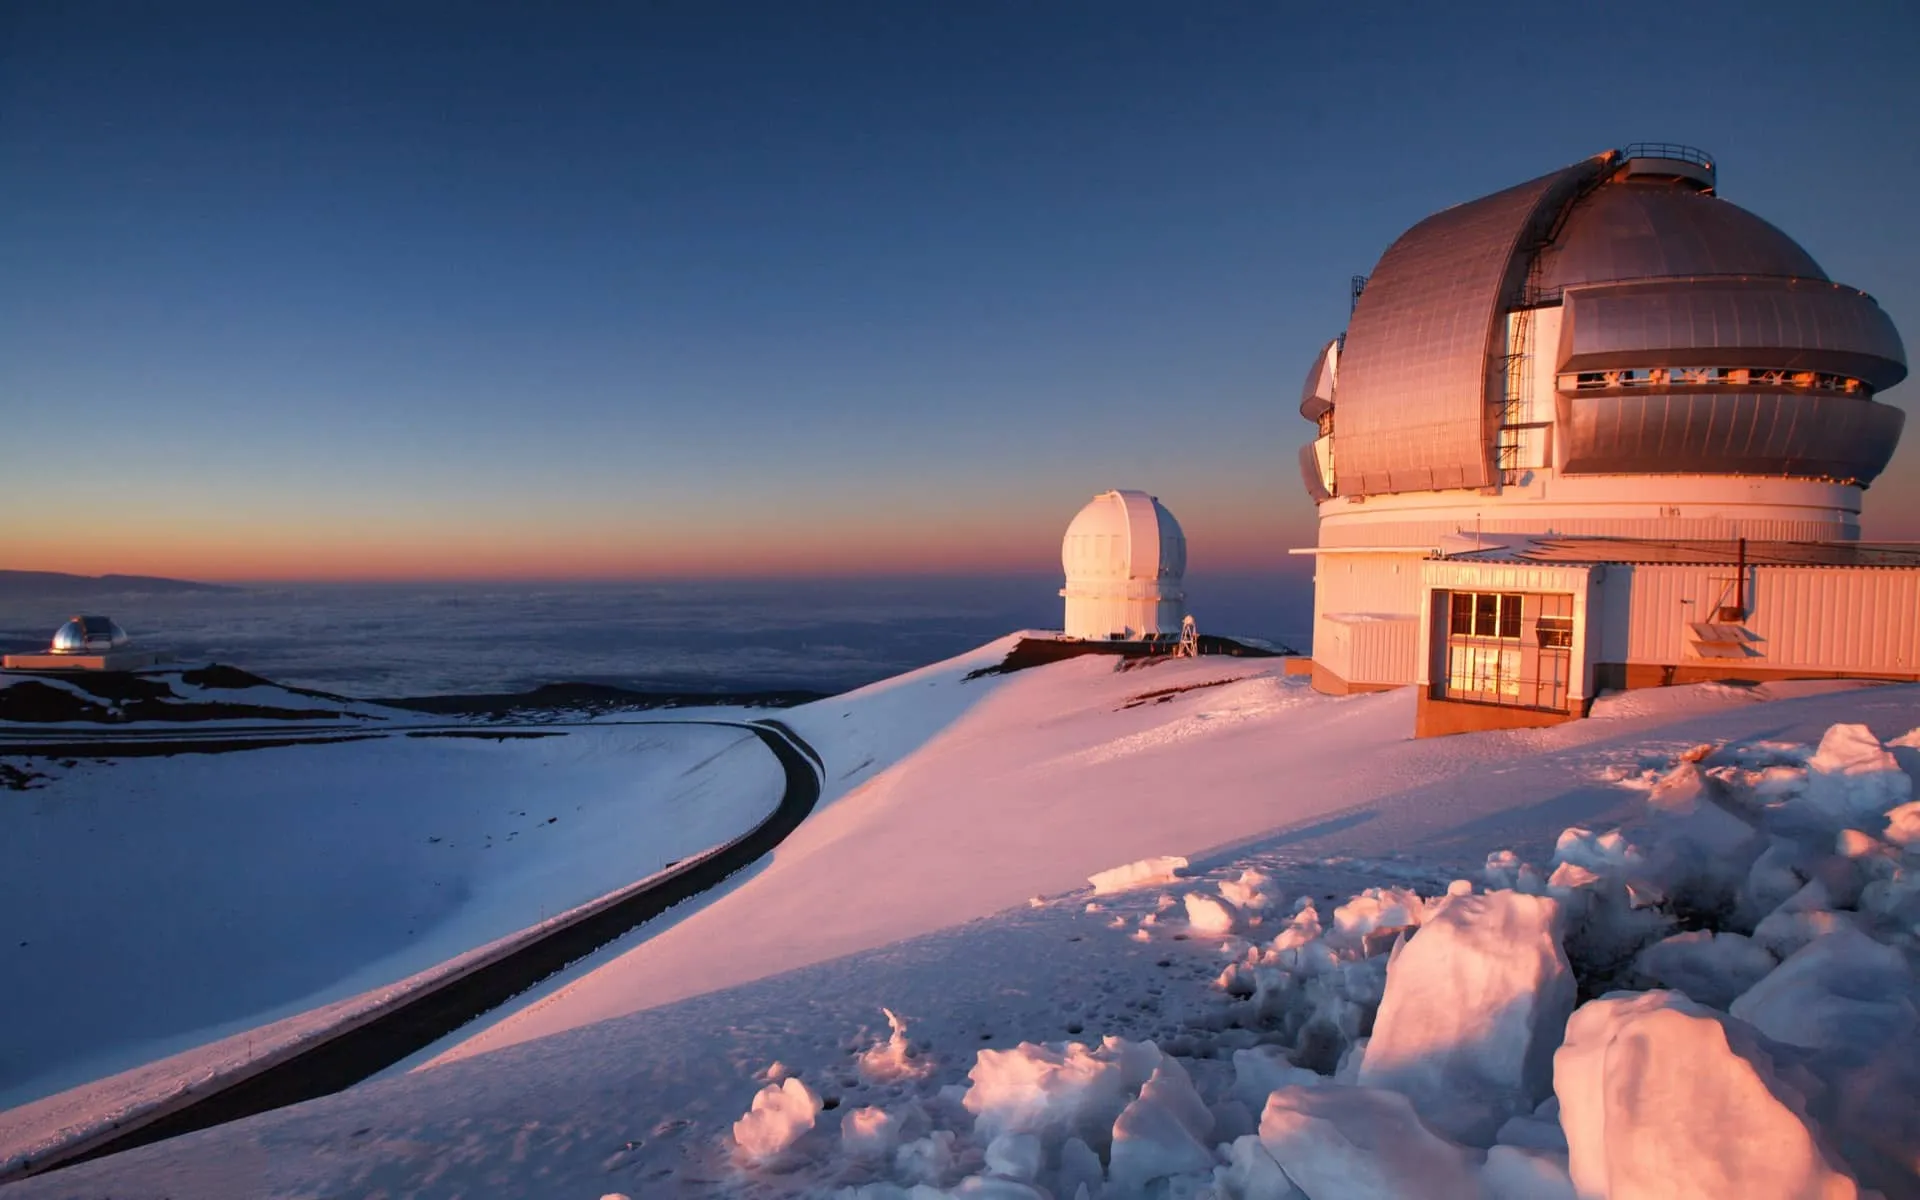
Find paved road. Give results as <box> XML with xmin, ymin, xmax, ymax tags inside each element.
<box><xmin>2</xmin><ymin>717</ymin><xmax>823</xmax><ymax>1183</ymax></box>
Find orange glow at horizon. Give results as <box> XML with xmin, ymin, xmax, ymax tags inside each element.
<box><xmin>0</xmin><ymin>506</ymin><xmax>1310</xmax><ymax>584</ymax></box>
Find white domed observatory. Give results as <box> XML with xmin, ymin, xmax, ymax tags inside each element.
<box><xmin>3</xmin><ymin>614</ymin><xmax>168</xmax><ymax>672</ymax></box>
<box><xmin>1292</xmin><ymin>144</ymin><xmax>1918</xmax><ymax>735</ymax></box>
<box><xmin>1060</xmin><ymin>490</ymin><xmax>1187</xmax><ymax>641</ymax></box>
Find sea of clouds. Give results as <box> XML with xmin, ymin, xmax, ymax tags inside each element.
<box><xmin>0</xmin><ymin>574</ymin><xmax>1311</xmax><ymax>698</ymax></box>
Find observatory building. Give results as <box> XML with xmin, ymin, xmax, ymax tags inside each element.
<box><xmin>2</xmin><ymin>615</ymin><xmax>168</xmax><ymax>672</ymax></box>
<box><xmin>1292</xmin><ymin>144</ymin><xmax>1918</xmax><ymax>736</ymax></box>
<box><xmin>1061</xmin><ymin>489</ymin><xmax>1188</xmax><ymax>641</ymax></box>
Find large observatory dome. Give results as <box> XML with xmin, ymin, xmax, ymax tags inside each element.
<box><xmin>1299</xmin><ymin>144</ymin><xmax>1907</xmax><ymax>528</ymax></box>
<box><xmin>1060</xmin><ymin>490</ymin><xmax>1186</xmax><ymax>641</ymax></box>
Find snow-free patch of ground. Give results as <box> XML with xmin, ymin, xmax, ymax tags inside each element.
<box><xmin>9</xmin><ymin>638</ymin><xmax>1920</xmax><ymax>1198</ymax></box>
<box><xmin>0</xmin><ymin>723</ymin><xmax>782</xmax><ymax>1115</ymax></box>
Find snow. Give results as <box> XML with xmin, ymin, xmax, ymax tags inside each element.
<box><xmin>1257</xmin><ymin>1083</ymin><xmax>1483</xmax><ymax>1200</ymax></box>
<box><xmin>1555</xmin><ymin>990</ymin><xmax>1860</xmax><ymax>1199</ymax></box>
<box><xmin>1107</xmin><ymin>1056</ymin><xmax>1216</xmax><ymax>1192</ymax></box>
<box><xmin>1751</xmin><ymin>879</ymin><xmax>1856</xmax><ymax>960</ymax></box>
<box><xmin>8</xmin><ymin>639</ymin><xmax>1920</xmax><ymax>1198</ymax></box>
<box><xmin>842</xmin><ymin>1105</ymin><xmax>900</xmax><ymax>1158</ymax></box>
<box><xmin>1328</xmin><ymin>886</ymin><xmax>1425</xmax><ymax>942</ymax></box>
<box><xmin>1358</xmin><ymin>890</ymin><xmax>1574</xmax><ymax>1144</ymax></box>
<box><xmin>1729</xmin><ymin>928</ymin><xmax>1914</xmax><ymax>1051</ymax></box>
<box><xmin>961</xmin><ymin>1038</ymin><xmax>1155</xmax><ymax>1149</ymax></box>
<box><xmin>1481</xmin><ymin>1144</ymin><xmax>1576</xmax><ymax>1200</ymax></box>
<box><xmin>1802</xmin><ymin>723</ymin><xmax>1915</xmax><ymax>824</ymax></box>
<box><xmin>858</xmin><ymin>1009</ymin><xmax>933</xmax><ymax>1084</ymax></box>
<box><xmin>1091</xmin><ymin>855</ymin><xmax>1190</xmax><ymax>896</ymax></box>
<box><xmin>0</xmin><ymin>721</ymin><xmax>782</xmax><ymax>1167</ymax></box>
<box><xmin>1631</xmin><ymin>930</ymin><xmax>1777</xmax><ymax>1009</ymax></box>
<box><xmin>1219</xmin><ymin>867</ymin><xmax>1279</xmax><ymax>913</ymax></box>
<box><xmin>734</xmin><ymin>1075</ymin><xmax>823</xmax><ymax>1160</ymax></box>
<box><xmin>1183</xmin><ymin>891</ymin><xmax>1241</xmax><ymax>936</ymax></box>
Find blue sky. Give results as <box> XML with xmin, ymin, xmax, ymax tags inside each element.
<box><xmin>2</xmin><ymin>0</ymin><xmax>1915</xmax><ymax>580</ymax></box>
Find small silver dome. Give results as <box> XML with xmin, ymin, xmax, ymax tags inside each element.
<box><xmin>51</xmin><ymin>615</ymin><xmax>131</xmax><ymax>654</ymax></box>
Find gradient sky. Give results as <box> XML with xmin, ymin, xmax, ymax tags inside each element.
<box><xmin>3</xmin><ymin>1</ymin><xmax>1916</xmax><ymax>582</ymax></box>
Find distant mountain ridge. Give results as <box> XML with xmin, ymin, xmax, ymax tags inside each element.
<box><xmin>0</xmin><ymin>571</ymin><xmax>235</xmax><ymax>598</ymax></box>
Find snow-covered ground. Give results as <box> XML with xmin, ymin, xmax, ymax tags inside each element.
<box><xmin>7</xmin><ymin>638</ymin><xmax>1919</xmax><ymax>1198</ymax></box>
<box><xmin>0</xmin><ymin>724</ymin><xmax>783</xmax><ymax>1116</ymax></box>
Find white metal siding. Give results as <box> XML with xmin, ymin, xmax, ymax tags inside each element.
<box><xmin>1311</xmin><ymin>552</ymin><xmax>1425</xmax><ymax>684</ymax></box>
<box><xmin>1613</xmin><ymin>565</ymin><xmax>1920</xmax><ymax>673</ymax></box>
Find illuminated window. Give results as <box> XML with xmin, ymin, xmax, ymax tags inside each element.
<box><xmin>1440</xmin><ymin>590</ymin><xmax>1574</xmax><ymax>711</ymax></box>
<box><xmin>1563</xmin><ymin>367</ymin><xmax>1869</xmax><ymax>396</ymax></box>
<box><xmin>1450</xmin><ymin>591</ymin><xmax>1522</xmax><ymax>638</ymax></box>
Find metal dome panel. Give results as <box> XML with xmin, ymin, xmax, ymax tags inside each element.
<box><xmin>1557</xmin><ymin>278</ymin><xmax>1908</xmax><ymax>389</ymax></box>
<box><xmin>1299</xmin><ymin>337</ymin><xmax>1338</xmax><ymax>422</ymax></box>
<box><xmin>1060</xmin><ymin>490</ymin><xmax>1186</xmax><ymax>582</ymax></box>
<box><xmin>1332</xmin><ymin>157</ymin><xmax>1609</xmax><ymax>497</ymax></box>
<box><xmin>1557</xmin><ymin>391</ymin><xmax>1904</xmax><ymax>484</ymax></box>
<box><xmin>1298</xmin><ymin>442</ymin><xmax>1332</xmax><ymax>503</ymax></box>
<box><xmin>1531</xmin><ymin>185</ymin><xmax>1826</xmax><ymax>298</ymax></box>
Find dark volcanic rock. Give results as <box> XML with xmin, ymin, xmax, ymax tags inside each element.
<box><xmin>385</xmin><ymin>681</ymin><xmax>826</xmax><ymax>717</ymax></box>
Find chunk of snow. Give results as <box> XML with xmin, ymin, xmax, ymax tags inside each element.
<box><xmin>1882</xmin><ymin>801</ymin><xmax>1920</xmax><ymax>848</ymax></box>
<box><xmin>1334</xmin><ymin>1036</ymin><xmax>1367</xmax><ymax>1084</ymax></box>
<box><xmin>1641</xmin><ymin>767</ymin><xmax>1765</xmax><ymax>916</ymax></box>
<box><xmin>1258</xmin><ymin>1083</ymin><xmax>1483</xmax><ymax>1200</ymax></box>
<box><xmin>892</xmin><ymin>1130</ymin><xmax>958</xmax><ymax>1186</ymax></box>
<box><xmin>1632</xmin><ymin>930</ymin><xmax>1777</xmax><ymax>1010</ymax></box>
<box><xmin>1744</xmin><ymin>836</ymin><xmax>1816</xmax><ymax>919</ymax></box>
<box><xmin>1056</xmin><ymin>1136</ymin><xmax>1105</xmax><ymax>1200</ymax></box>
<box><xmin>1552</xmin><ymin>826</ymin><xmax>1645</xmax><ymax>876</ymax></box>
<box><xmin>1231</xmin><ymin>1045</ymin><xmax>1324</xmax><ymax>1111</ymax></box>
<box><xmin>841</xmin><ymin>1106</ymin><xmax>898</xmax><ymax>1158</ymax></box>
<box><xmin>1802</xmin><ymin>723</ymin><xmax>1912</xmax><ymax>823</ymax></box>
<box><xmin>962</xmin><ymin>1037</ymin><xmax>1157</xmax><ymax>1149</ymax></box>
<box><xmin>1485</xmin><ymin>849</ymin><xmax>1545</xmax><ymax>894</ymax></box>
<box><xmin>1220</xmin><ymin>868</ymin><xmax>1279</xmax><ymax>913</ymax></box>
<box><xmin>857</xmin><ymin>1008</ymin><xmax>931</xmax><ymax>1083</ymax></box>
<box><xmin>733</xmin><ymin>1075</ymin><xmax>821</xmax><ymax>1160</ymax></box>
<box><xmin>1211</xmin><ymin>1134</ymin><xmax>1304</xmax><ymax>1200</ymax></box>
<box><xmin>949</xmin><ymin>1176</ymin><xmax>1049</xmax><ymax>1198</ymax></box>
<box><xmin>1088</xmin><ymin>856</ymin><xmax>1188</xmax><ymax>896</ymax></box>
<box><xmin>1108</xmin><ymin>1057</ymin><xmax>1217</xmax><ymax>1193</ymax></box>
<box><xmin>1269</xmin><ymin>902</ymin><xmax>1323</xmax><ymax>956</ymax></box>
<box><xmin>1184</xmin><ymin>892</ymin><xmax>1240</xmax><ymax>936</ymax></box>
<box><xmin>982</xmin><ymin>1132</ymin><xmax>1042</xmax><ymax>1181</ymax></box>
<box><xmin>1359</xmin><ymin>891</ymin><xmax>1573</xmax><ymax>1145</ymax></box>
<box><xmin>1554</xmin><ymin>990</ymin><xmax>1859</xmax><ymax>1199</ymax></box>
<box><xmin>1729</xmin><ymin>928</ymin><xmax>1914</xmax><ymax>1052</ymax></box>
<box><xmin>1751</xmin><ymin>880</ymin><xmax>1855</xmax><ymax>960</ymax></box>
<box><xmin>1493</xmin><ymin>1112</ymin><xmax>1568</xmax><ymax>1153</ymax></box>
<box><xmin>1480</xmin><ymin>1144</ymin><xmax>1576</xmax><ymax>1200</ymax></box>
<box><xmin>1557</xmin><ymin>874</ymin><xmax>1677</xmax><ymax>984</ymax></box>
<box><xmin>1329</xmin><ymin>887</ymin><xmax>1424</xmax><ymax>943</ymax></box>
<box><xmin>1546</xmin><ymin>861</ymin><xmax>1603</xmax><ymax>893</ymax></box>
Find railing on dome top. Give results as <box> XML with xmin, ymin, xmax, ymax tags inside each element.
<box><xmin>1620</xmin><ymin>142</ymin><xmax>1714</xmax><ymax>169</ymax></box>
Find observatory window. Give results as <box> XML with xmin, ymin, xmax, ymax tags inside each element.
<box><xmin>1440</xmin><ymin>590</ymin><xmax>1573</xmax><ymax>712</ymax></box>
<box><xmin>1534</xmin><ymin>592</ymin><xmax>1575</xmax><ymax>650</ymax></box>
<box><xmin>1450</xmin><ymin>591</ymin><xmax>1522</xmax><ymax>639</ymax></box>
<box><xmin>1562</xmin><ymin>367</ymin><xmax>1867</xmax><ymax>396</ymax></box>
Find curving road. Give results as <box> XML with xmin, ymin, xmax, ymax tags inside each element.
<box><xmin>2</xmin><ymin>717</ymin><xmax>823</xmax><ymax>1183</ymax></box>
